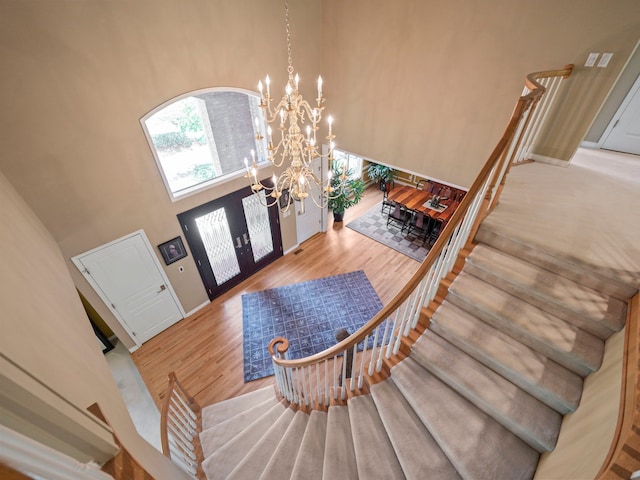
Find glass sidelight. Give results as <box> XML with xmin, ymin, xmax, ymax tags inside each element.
<box><xmin>178</xmin><ymin>185</ymin><xmax>282</xmax><ymax>300</ymax></box>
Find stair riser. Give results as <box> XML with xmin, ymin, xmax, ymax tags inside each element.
<box><xmin>290</xmin><ymin>411</ymin><xmax>327</xmax><ymax>480</ymax></box>
<box><xmin>411</xmin><ymin>333</ymin><xmax>561</xmax><ymax>453</ymax></box>
<box><xmin>370</xmin><ymin>380</ymin><xmax>461</xmax><ymax>480</ymax></box>
<box><xmin>323</xmin><ymin>406</ymin><xmax>358</xmax><ymax>480</ymax></box>
<box><xmin>348</xmin><ymin>396</ymin><xmax>405</xmax><ymax>479</ymax></box>
<box><xmin>392</xmin><ymin>358</ymin><xmax>540</xmax><ymax>480</ymax></box>
<box><xmin>447</xmin><ymin>289</ymin><xmax>595</xmax><ymax>377</ymax></box>
<box><xmin>258</xmin><ymin>412</ymin><xmax>308</xmax><ymax>480</ymax></box>
<box><xmin>476</xmin><ymin>227</ymin><xmax>637</xmax><ymax>301</ymax></box>
<box><xmin>464</xmin><ymin>260</ymin><xmax>616</xmax><ymax>339</ymax></box>
<box><xmin>429</xmin><ymin>318</ymin><xmax>579</xmax><ymax>415</ymax></box>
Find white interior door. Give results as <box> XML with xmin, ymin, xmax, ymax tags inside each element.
<box><xmin>73</xmin><ymin>230</ymin><xmax>184</xmax><ymax>346</ymax></box>
<box><xmin>295</xmin><ymin>157</ymin><xmax>325</xmax><ymax>244</ymax></box>
<box><xmin>602</xmin><ymin>76</ymin><xmax>640</xmax><ymax>155</ymax></box>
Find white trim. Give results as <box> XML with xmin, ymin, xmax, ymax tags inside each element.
<box><xmin>283</xmin><ymin>243</ymin><xmax>301</xmax><ymax>255</ymax></box>
<box><xmin>600</xmin><ymin>73</ymin><xmax>640</xmax><ymax>150</ymax></box>
<box><xmin>72</xmin><ymin>229</ymin><xmax>185</xmax><ymax>347</ymax></box>
<box><xmin>0</xmin><ymin>356</ymin><xmax>119</xmax><ymax>467</ymax></box>
<box><xmin>579</xmin><ymin>140</ymin><xmax>601</xmax><ymax>149</ymax></box>
<box><xmin>0</xmin><ymin>425</ymin><xmax>113</xmax><ymax>480</ymax></box>
<box><xmin>529</xmin><ymin>153</ymin><xmax>571</xmax><ymax>167</ymax></box>
<box><xmin>185</xmin><ymin>300</ymin><xmax>210</xmax><ymax>318</ymax></box>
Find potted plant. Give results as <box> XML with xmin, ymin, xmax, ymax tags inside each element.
<box><xmin>327</xmin><ymin>165</ymin><xmax>365</xmax><ymax>222</ymax></box>
<box><xmin>367</xmin><ymin>163</ymin><xmax>395</xmax><ymax>191</ymax></box>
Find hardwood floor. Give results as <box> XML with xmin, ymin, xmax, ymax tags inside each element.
<box><xmin>132</xmin><ymin>186</ymin><xmax>420</xmax><ymax>410</ymax></box>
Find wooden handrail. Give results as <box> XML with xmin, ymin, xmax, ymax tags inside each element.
<box><xmin>269</xmin><ymin>66</ymin><xmax>573</xmax><ymax>373</ymax></box>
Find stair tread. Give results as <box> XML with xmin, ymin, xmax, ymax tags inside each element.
<box><xmin>431</xmin><ymin>301</ymin><xmax>582</xmax><ymax>414</ymax></box>
<box><xmin>466</xmin><ymin>244</ymin><xmax>625</xmax><ymax>337</ymax></box>
<box><xmin>201</xmin><ymin>385</ymin><xmax>276</xmax><ymax>430</ymax></box>
<box><xmin>227</xmin><ymin>408</ymin><xmax>295</xmax><ymax>480</ymax></box>
<box><xmin>392</xmin><ymin>357</ymin><xmax>539</xmax><ymax>480</ymax></box>
<box><xmin>199</xmin><ymin>396</ymin><xmax>279</xmax><ymax>457</ymax></box>
<box><xmin>476</xmin><ymin>225</ymin><xmax>637</xmax><ymax>300</ymax></box>
<box><xmin>201</xmin><ymin>400</ymin><xmax>285</xmax><ymax>480</ymax></box>
<box><xmin>449</xmin><ymin>272</ymin><xmax>604</xmax><ymax>376</ymax></box>
<box><xmin>412</xmin><ymin>330</ymin><xmax>562</xmax><ymax>452</ymax></box>
<box><xmin>291</xmin><ymin>410</ymin><xmax>327</xmax><ymax>480</ymax></box>
<box><xmin>370</xmin><ymin>379</ymin><xmax>461</xmax><ymax>480</ymax></box>
<box><xmin>259</xmin><ymin>411</ymin><xmax>309</xmax><ymax>480</ymax></box>
<box><xmin>322</xmin><ymin>405</ymin><xmax>358</xmax><ymax>480</ymax></box>
<box><xmin>348</xmin><ymin>395</ymin><xmax>405</xmax><ymax>479</ymax></box>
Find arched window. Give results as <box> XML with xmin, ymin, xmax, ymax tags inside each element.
<box><xmin>141</xmin><ymin>88</ymin><xmax>267</xmax><ymax>201</ymax></box>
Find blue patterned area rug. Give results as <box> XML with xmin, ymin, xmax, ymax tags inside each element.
<box><xmin>242</xmin><ymin>270</ymin><xmax>383</xmax><ymax>382</ymax></box>
<box><xmin>346</xmin><ymin>202</ymin><xmax>429</xmax><ymax>262</ymax></box>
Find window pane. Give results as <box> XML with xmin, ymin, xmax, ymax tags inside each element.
<box><xmin>143</xmin><ymin>89</ymin><xmax>266</xmax><ymax>199</ymax></box>
<box><xmin>333</xmin><ymin>149</ymin><xmax>363</xmax><ymax>179</ymax></box>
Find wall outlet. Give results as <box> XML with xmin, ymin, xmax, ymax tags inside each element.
<box><xmin>598</xmin><ymin>52</ymin><xmax>613</xmax><ymax>67</ymax></box>
<box><xmin>585</xmin><ymin>52</ymin><xmax>599</xmax><ymax>67</ymax></box>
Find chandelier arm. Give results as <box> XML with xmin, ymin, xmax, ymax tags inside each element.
<box><xmin>247</xmin><ymin>0</ymin><xmax>346</xmax><ymax>214</ymax></box>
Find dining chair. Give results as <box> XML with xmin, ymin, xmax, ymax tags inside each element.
<box><xmin>426</xmin><ymin>218</ymin><xmax>444</xmax><ymax>247</ymax></box>
<box><xmin>405</xmin><ymin>210</ymin><xmax>430</xmax><ymax>239</ymax></box>
<box><xmin>381</xmin><ymin>180</ymin><xmax>395</xmax><ymax>213</ymax></box>
<box><xmin>387</xmin><ymin>203</ymin><xmax>411</xmax><ymax>230</ymax></box>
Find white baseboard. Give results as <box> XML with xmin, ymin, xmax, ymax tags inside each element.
<box><xmin>580</xmin><ymin>141</ymin><xmax>601</xmax><ymax>149</ymax></box>
<box><xmin>283</xmin><ymin>244</ymin><xmax>301</xmax><ymax>255</ymax></box>
<box><xmin>529</xmin><ymin>153</ymin><xmax>571</xmax><ymax>167</ymax></box>
<box><xmin>185</xmin><ymin>300</ymin><xmax>210</xmax><ymax>318</ymax></box>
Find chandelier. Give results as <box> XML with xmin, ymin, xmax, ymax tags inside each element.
<box><xmin>243</xmin><ymin>0</ymin><xmax>347</xmax><ymax>213</ymax></box>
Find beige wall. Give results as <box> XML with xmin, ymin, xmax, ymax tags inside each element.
<box><xmin>0</xmin><ymin>172</ymin><xmax>187</xmax><ymax>479</ymax></box>
<box><xmin>0</xmin><ymin>0</ymin><xmax>319</xmax><ymax>348</ymax></box>
<box><xmin>533</xmin><ymin>326</ymin><xmax>625</xmax><ymax>479</ymax></box>
<box><xmin>0</xmin><ymin>0</ymin><xmax>638</xmax><ymax>348</ymax></box>
<box><xmin>322</xmin><ymin>0</ymin><xmax>640</xmax><ymax>180</ymax></box>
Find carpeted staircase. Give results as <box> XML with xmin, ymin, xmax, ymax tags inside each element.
<box><xmin>196</xmin><ymin>221</ymin><xmax>628</xmax><ymax>480</ymax></box>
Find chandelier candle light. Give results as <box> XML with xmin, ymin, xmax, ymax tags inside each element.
<box><xmin>244</xmin><ymin>0</ymin><xmax>347</xmax><ymax>213</ymax></box>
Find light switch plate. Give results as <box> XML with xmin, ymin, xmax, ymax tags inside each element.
<box><xmin>598</xmin><ymin>53</ymin><xmax>613</xmax><ymax>67</ymax></box>
<box><xmin>585</xmin><ymin>52</ymin><xmax>599</xmax><ymax>67</ymax></box>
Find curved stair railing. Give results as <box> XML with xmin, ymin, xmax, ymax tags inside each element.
<box><xmin>160</xmin><ymin>372</ymin><xmax>204</xmax><ymax>480</ymax></box>
<box><xmin>268</xmin><ymin>64</ymin><xmax>575</xmax><ymax>409</ymax></box>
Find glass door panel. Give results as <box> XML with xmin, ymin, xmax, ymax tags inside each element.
<box><xmin>242</xmin><ymin>191</ymin><xmax>274</xmax><ymax>263</ymax></box>
<box><xmin>195</xmin><ymin>207</ymin><xmax>241</xmax><ymax>285</ymax></box>
<box><xmin>178</xmin><ymin>182</ymin><xmax>283</xmax><ymax>300</ymax></box>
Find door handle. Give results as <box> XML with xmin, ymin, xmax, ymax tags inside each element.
<box><xmin>157</xmin><ymin>284</ymin><xmax>166</xmax><ymax>294</ymax></box>
<box><xmin>243</xmin><ymin>233</ymin><xmax>250</xmax><ymax>245</ymax></box>
<box><xmin>235</xmin><ymin>236</ymin><xmax>242</xmax><ymax>249</ymax></box>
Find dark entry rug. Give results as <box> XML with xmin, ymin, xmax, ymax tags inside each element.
<box><xmin>346</xmin><ymin>202</ymin><xmax>429</xmax><ymax>262</ymax></box>
<box><xmin>242</xmin><ymin>270</ymin><xmax>383</xmax><ymax>382</ymax></box>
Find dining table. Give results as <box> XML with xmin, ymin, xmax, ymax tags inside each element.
<box><xmin>387</xmin><ymin>185</ymin><xmax>459</xmax><ymax>224</ymax></box>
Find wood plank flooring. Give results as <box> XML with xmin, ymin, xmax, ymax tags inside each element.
<box><xmin>132</xmin><ymin>186</ymin><xmax>420</xmax><ymax>410</ymax></box>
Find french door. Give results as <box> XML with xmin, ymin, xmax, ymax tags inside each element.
<box><xmin>178</xmin><ymin>184</ymin><xmax>282</xmax><ymax>300</ymax></box>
